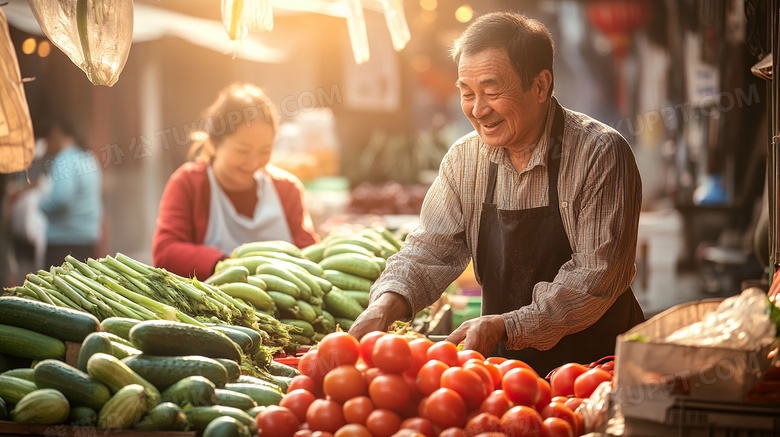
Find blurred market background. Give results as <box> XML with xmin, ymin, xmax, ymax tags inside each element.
<box><xmin>0</xmin><ymin>0</ymin><xmax>774</xmax><ymax>319</ymax></box>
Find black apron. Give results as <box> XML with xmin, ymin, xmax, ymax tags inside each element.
<box><xmin>475</xmin><ymin>99</ymin><xmax>645</xmax><ymax>377</ymax></box>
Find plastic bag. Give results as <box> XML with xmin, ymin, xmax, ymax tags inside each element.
<box><xmin>221</xmin><ymin>0</ymin><xmax>274</xmax><ymax>41</ymax></box>
<box><xmin>27</xmin><ymin>0</ymin><xmax>133</xmax><ymax>87</ymax></box>
<box><xmin>664</xmin><ymin>287</ymin><xmax>776</xmax><ymax>349</ymax></box>
<box><xmin>0</xmin><ymin>8</ymin><xmax>34</xmax><ymax>174</ymax></box>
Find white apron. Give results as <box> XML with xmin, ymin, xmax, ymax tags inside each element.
<box><xmin>204</xmin><ymin>166</ymin><xmax>293</xmax><ymax>256</ymax></box>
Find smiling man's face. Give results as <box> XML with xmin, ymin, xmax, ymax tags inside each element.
<box><xmin>457</xmin><ymin>47</ymin><xmax>548</xmax><ymax>152</ymax></box>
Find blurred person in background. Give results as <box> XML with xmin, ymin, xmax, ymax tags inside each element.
<box><xmin>152</xmin><ymin>83</ymin><xmax>318</xmax><ymax>279</ymax></box>
<box><xmin>36</xmin><ymin>115</ymin><xmax>102</xmax><ymax>268</ymax></box>
<box><xmin>350</xmin><ymin>12</ymin><xmax>645</xmax><ymax>376</ymax></box>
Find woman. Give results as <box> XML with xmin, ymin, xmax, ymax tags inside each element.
<box><xmin>152</xmin><ymin>83</ymin><xmax>319</xmax><ymax>278</ymax></box>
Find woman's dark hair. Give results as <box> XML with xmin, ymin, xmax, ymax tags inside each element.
<box><xmin>450</xmin><ymin>11</ymin><xmax>555</xmax><ymax>97</ymax></box>
<box><xmin>189</xmin><ymin>83</ymin><xmax>279</xmax><ymax>162</ymax></box>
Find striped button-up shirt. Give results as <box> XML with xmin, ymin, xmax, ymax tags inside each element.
<box><xmin>371</xmin><ymin>100</ymin><xmax>642</xmax><ymax>351</ymax></box>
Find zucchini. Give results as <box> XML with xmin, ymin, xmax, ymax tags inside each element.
<box><xmin>314</xmin><ymin>314</ymin><xmax>335</xmax><ymax>334</ymax></box>
<box><xmin>334</xmin><ymin>318</ymin><xmax>355</xmax><ymax>331</ymax></box>
<box><xmin>68</xmin><ymin>405</ymin><xmax>97</xmax><ymax>426</ymax></box>
<box><xmin>281</xmin><ymin>319</ymin><xmax>315</xmax><ymax>339</ymax></box>
<box><xmin>0</xmin><ymin>324</ymin><xmax>65</xmax><ymax>360</ymax></box>
<box><xmin>322</xmin><ymin>270</ymin><xmax>373</xmax><ymax>292</ymax></box>
<box><xmin>34</xmin><ymin>359</ymin><xmax>111</xmax><ymax>410</ymax></box>
<box><xmin>236</xmin><ymin>375</ymin><xmax>286</xmax><ymax>390</ymax></box>
<box><xmin>77</xmin><ymin>332</ymin><xmax>113</xmax><ymax>373</ymax></box>
<box><xmin>342</xmin><ymin>290</ymin><xmax>370</xmax><ymax>308</ymax></box>
<box><xmin>1</xmin><ymin>368</ymin><xmax>35</xmax><ymax>381</ymax></box>
<box><xmin>10</xmin><ymin>388</ymin><xmax>69</xmax><ymax>425</ymax></box>
<box><xmin>208</xmin><ymin>327</ymin><xmax>253</xmax><ymax>353</ymax></box>
<box><xmin>123</xmin><ymin>354</ymin><xmax>229</xmax><ymax>390</ymax></box>
<box><xmin>312</xmin><ymin>275</ymin><xmax>332</xmax><ymax>293</ymax></box>
<box><xmin>0</xmin><ymin>296</ymin><xmax>100</xmax><ymax>342</ymax></box>
<box><xmin>134</xmin><ymin>402</ymin><xmax>187</xmax><ymax>431</ymax></box>
<box><xmin>205</xmin><ymin>266</ymin><xmax>250</xmax><ymax>286</ymax></box>
<box><xmin>246</xmin><ymin>405</ymin><xmax>263</xmax><ymax>418</ymax></box>
<box><xmin>255</xmin><ymin>264</ymin><xmax>312</xmax><ymax>299</ymax></box>
<box><xmin>224</xmin><ymin>383</ymin><xmax>283</xmax><ymax>406</ymax></box>
<box><xmin>129</xmin><ymin>320</ymin><xmax>242</xmax><ymax>362</ymax></box>
<box><xmin>295</xmin><ymin>300</ymin><xmax>318</xmax><ymax>323</ymax></box>
<box><xmin>256</xmin><ymin>274</ymin><xmax>299</xmax><ymax>298</ymax></box>
<box><xmin>301</xmin><ymin>243</ymin><xmax>326</xmax><ymax>263</ymax></box>
<box><xmin>215</xmin><ymin>358</ymin><xmax>241</xmax><ymax>382</ymax></box>
<box><xmin>327</xmin><ymin>236</ymin><xmax>384</xmax><ymax>257</ymax></box>
<box><xmin>214</xmin><ymin>256</ymin><xmax>270</xmax><ymax>275</ymax></box>
<box><xmin>232</xmin><ymin>240</ymin><xmax>302</xmax><ymax>258</ymax></box>
<box><xmin>97</xmin><ymin>384</ymin><xmax>148</xmax><ymax>429</ymax></box>
<box><xmin>322</xmin><ymin>243</ymin><xmax>375</xmax><ymax>259</ymax></box>
<box><xmin>246</xmin><ymin>276</ymin><xmax>267</xmax><ymax>290</ymax></box>
<box><xmin>203</xmin><ymin>415</ymin><xmax>251</xmax><ymax>437</ymax></box>
<box><xmin>319</xmin><ymin>253</ymin><xmax>382</xmax><ymax>280</ymax></box>
<box><xmin>100</xmin><ymin>317</ymin><xmax>141</xmax><ymax>340</ymax></box>
<box><xmin>0</xmin><ymin>374</ymin><xmax>37</xmax><ymax>404</ymax></box>
<box><xmin>323</xmin><ymin>288</ymin><xmax>365</xmax><ymax>320</ymax></box>
<box><xmin>290</xmin><ymin>334</ymin><xmax>312</xmax><ymax>345</ymax></box>
<box><xmin>217</xmin><ymin>283</ymin><xmax>275</xmax><ymax>313</ymax></box>
<box><xmin>101</xmin><ymin>332</ymin><xmax>136</xmax><ymax>348</ymax></box>
<box><xmin>267</xmin><ymin>361</ymin><xmax>300</xmax><ymax>378</ymax></box>
<box><xmin>215</xmin><ymin>388</ymin><xmax>257</xmax><ymax>410</ymax></box>
<box><xmin>250</xmin><ymin>251</ymin><xmax>325</xmax><ymax>276</ymax></box>
<box><xmin>186</xmin><ymin>405</ymin><xmax>258</xmax><ymax>432</ymax></box>
<box><xmin>161</xmin><ymin>375</ymin><xmax>217</xmax><ymax>407</ymax></box>
<box><xmin>268</xmin><ymin>291</ymin><xmax>299</xmax><ymax>313</ymax></box>
<box><xmin>209</xmin><ymin>324</ymin><xmax>262</xmax><ymax>356</ymax></box>
<box><xmin>110</xmin><ymin>341</ymin><xmax>142</xmax><ymax>359</ymax></box>
<box><xmin>373</xmin><ymin>257</ymin><xmax>387</xmax><ymax>270</ymax></box>
<box><xmin>376</xmin><ymin>226</ymin><xmax>403</xmax><ymax>249</ymax></box>
<box><xmin>86</xmin><ymin>353</ymin><xmax>161</xmax><ymax>407</ymax></box>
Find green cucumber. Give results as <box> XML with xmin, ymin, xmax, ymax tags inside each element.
<box><xmin>34</xmin><ymin>359</ymin><xmax>110</xmax><ymax>410</ymax></box>
<box><xmin>78</xmin><ymin>332</ymin><xmax>114</xmax><ymax>373</ymax></box>
<box><xmin>134</xmin><ymin>402</ymin><xmax>187</xmax><ymax>431</ymax></box>
<box><xmin>161</xmin><ymin>375</ymin><xmax>216</xmax><ymax>407</ymax></box>
<box><xmin>322</xmin><ymin>243</ymin><xmax>375</xmax><ymax>259</ymax></box>
<box><xmin>327</xmin><ymin>236</ymin><xmax>384</xmax><ymax>257</ymax></box>
<box><xmin>342</xmin><ymin>290</ymin><xmax>370</xmax><ymax>308</ymax></box>
<box><xmin>123</xmin><ymin>354</ymin><xmax>229</xmax><ymax>390</ymax></box>
<box><xmin>209</xmin><ymin>324</ymin><xmax>262</xmax><ymax>356</ymax></box>
<box><xmin>186</xmin><ymin>405</ymin><xmax>257</xmax><ymax>432</ymax></box>
<box><xmin>255</xmin><ymin>264</ymin><xmax>312</xmax><ymax>300</ymax></box>
<box><xmin>203</xmin><ymin>415</ymin><xmax>252</xmax><ymax>437</ymax></box>
<box><xmin>267</xmin><ymin>361</ymin><xmax>300</xmax><ymax>378</ymax></box>
<box><xmin>0</xmin><ymin>296</ymin><xmax>100</xmax><ymax>342</ymax></box>
<box><xmin>290</xmin><ymin>334</ymin><xmax>312</xmax><ymax>345</ymax></box>
<box><xmin>280</xmin><ymin>319</ymin><xmax>315</xmax><ymax>338</ymax></box>
<box><xmin>10</xmin><ymin>388</ymin><xmax>69</xmax><ymax>425</ymax></box>
<box><xmin>215</xmin><ymin>358</ymin><xmax>241</xmax><ymax>382</ymax></box>
<box><xmin>255</xmin><ymin>274</ymin><xmax>300</xmax><ymax>298</ymax></box>
<box><xmin>100</xmin><ymin>317</ymin><xmax>141</xmax><ymax>340</ymax></box>
<box><xmin>110</xmin><ymin>341</ymin><xmax>142</xmax><ymax>359</ymax></box>
<box><xmin>205</xmin><ymin>266</ymin><xmax>250</xmax><ymax>286</ymax></box>
<box><xmin>0</xmin><ymin>374</ymin><xmax>37</xmax><ymax>404</ymax></box>
<box><xmin>214</xmin><ymin>388</ymin><xmax>257</xmax><ymax>410</ymax></box>
<box><xmin>323</xmin><ymin>288</ymin><xmax>365</xmax><ymax>320</ymax></box>
<box><xmin>294</xmin><ymin>300</ymin><xmax>318</xmax><ymax>324</ymax></box>
<box><xmin>334</xmin><ymin>318</ymin><xmax>355</xmax><ymax>331</ymax></box>
<box><xmin>377</xmin><ymin>226</ymin><xmax>403</xmax><ymax>249</ymax></box>
<box><xmin>301</xmin><ymin>242</ymin><xmax>326</xmax><ymax>263</ymax></box>
<box><xmin>0</xmin><ymin>324</ymin><xmax>65</xmax><ymax>361</ymax></box>
<box><xmin>250</xmin><ymin>251</ymin><xmax>325</xmax><ymax>276</ymax></box>
<box><xmin>129</xmin><ymin>320</ymin><xmax>242</xmax><ymax>362</ymax></box>
<box><xmin>322</xmin><ymin>270</ymin><xmax>373</xmax><ymax>292</ymax></box>
<box><xmin>246</xmin><ymin>276</ymin><xmax>267</xmax><ymax>290</ymax></box>
<box><xmin>319</xmin><ymin>253</ymin><xmax>382</xmax><ymax>280</ymax></box>
<box><xmin>86</xmin><ymin>353</ymin><xmax>160</xmax><ymax>407</ymax></box>
<box><xmin>312</xmin><ymin>275</ymin><xmax>333</xmax><ymax>293</ymax></box>
<box><xmin>1</xmin><ymin>368</ymin><xmax>35</xmax><ymax>381</ymax></box>
<box><xmin>268</xmin><ymin>291</ymin><xmax>299</xmax><ymax>313</ymax></box>
<box><xmin>208</xmin><ymin>327</ymin><xmax>253</xmax><ymax>353</ymax></box>
<box><xmin>217</xmin><ymin>283</ymin><xmax>275</xmax><ymax>313</ymax></box>
<box><xmin>223</xmin><ymin>383</ymin><xmax>283</xmax><ymax>407</ymax></box>
<box><xmin>214</xmin><ymin>256</ymin><xmax>271</xmax><ymax>275</ymax></box>
<box><xmin>232</xmin><ymin>240</ymin><xmax>302</xmax><ymax>258</ymax></box>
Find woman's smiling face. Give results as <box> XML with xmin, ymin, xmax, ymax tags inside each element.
<box><xmin>457</xmin><ymin>47</ymin><xmax>549</xmax><ymax>151</ymax></box>
<box><xmin>211</xmin><ymin>121</ymin><xmax>275</xmax><ymax>191</ymax></box>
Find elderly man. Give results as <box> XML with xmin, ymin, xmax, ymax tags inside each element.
<box><xmin>349</xmin><ymin>11</ymin><xmax>645</xmax><ymax>375</ymax></box>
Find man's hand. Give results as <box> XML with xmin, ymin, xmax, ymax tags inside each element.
<box><xmin>348</xmin><ymin>292</ymin><xmax>410</xmax><ymax>340</ymax></box>
<box><xmin>446</xmin><ymin>315</ymin><xmax>507</xmax><ymax>357</ymax></box>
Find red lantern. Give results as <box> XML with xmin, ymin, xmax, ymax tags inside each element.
<box><xmin>587</xmin><ymin>0</ymin><xmax>653</xmax><ymax>114</ymax></box>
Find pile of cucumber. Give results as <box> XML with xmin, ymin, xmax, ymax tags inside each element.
<box><xmin>205</xmin><ymin>226</ymin><xmax>403</xmax><ymax>345</ymax></box>
<box><xmin>0</xmin><ymin>305</ymin><xmax>297</xmax><ymax>432</ymax></box>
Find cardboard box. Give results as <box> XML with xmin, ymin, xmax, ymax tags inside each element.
<box><xmin>614</xmin><ymin>298</ymin><xmax>773</xmax><ymax>418</ymax></box>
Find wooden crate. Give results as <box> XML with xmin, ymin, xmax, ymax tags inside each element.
<box><xmin>0</xmin><ymin>421</ymin><xmax>196</xmax><ymax>437</ymax></box>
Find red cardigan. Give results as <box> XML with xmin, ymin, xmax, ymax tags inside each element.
<box><xmin>152</xmin><ymin>162</ymin><xmax>319</xmax><ymax>278</ymax></box>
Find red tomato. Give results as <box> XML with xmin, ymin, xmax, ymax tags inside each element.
<box><xmin>539</xmin><ymin>403</ymin><xmax>575</xmax><ymax>430</ymax></box>
<box><xmin>439</xmin><ymin>428</ymin><xmax>465</xmax><ymax>437</ymax></box>
<box><xmin>256</xmin><ymin>405</ymin><xmax>300</xmax><ymax>437</ymax></box>
<box><xmin>294</xmin><ymin>430</ymin><xmax>313</xmax><ymax>437</ymax></box>
<box><xmin>343</xmin><ymin>396</ymin><xmax>374</xmax><ymax>425</ymax></box>
<box><xmin>550</xmin><ymin>363</ymin><xmax>587</xmax><ymax>398</ymax></box>
<box><xmin>323</xmin><ymin>365</ymin><xmax>367</xmax><ymax>403</ymax></box>
<box><xmin>499</xmin><ymin>406</ymin><xmax>543</xmax><ymax>437</ymax></box>
<box><xmin>458</xmin><ymin>349</ymin><xmax>486</xmax><ymax>366</ymax></box>
<box><xmin>573</xmin><ymin>368</ymin><xmax>612</xmax><ymax>399</ymax></box>
<box><xmin>463</xmin><ymin>413</ymin><xmax>501</xmax><ymax>437</ymax></box>
<box><xmin>299</xmin><ymin>349</ymin><xmax>327</xmax><ymax>383</ymax></box>
<box><xmin>365</xmin><ymin>409</ymin><xmax>402</xmax><ymax>437</ymax></box>
<box><xmin>425</xmin><ymin>388</ymin><xmax>467</xmax><ymax>429</ymax></box>
<box><xmin>369</xmin><ymin>373</ymin><xmax>410</xmax><ymax>412</ymax></box>
<box><xmin>540</xmin><ymin>417</ymin><xmax>573</xmax><ymax>437</ymax></box>
<box><xmin>289</xmin><ymin>375</ymin><xmax>320</xmax><ymax>396</ymax></box>
<box><xmin>363</xmin><ymin>367</ymin><xmax>385</xmax><ymax>385</ymax></box>
<box><xmin>405</xmin><ymin>338</ymin><xmax>434</xmax><ymax>377</ymax></box>
<box><xmin>399</xmin><ymin>417</ymin><xmax>435</xmax><ymax>437</ymax></box>
<box><xmin>440</xmin><ymin>367</ymin><xmax>489</xmax><ymax>409</ymax></box>
<box><xmin>307</xmin><ymin>399</ymin><xmax>346</xmax><ymax>433</ymax></box>
<box><xmin>550</xmin><ymin>396</ymin><xmax>570</xmax><ymax>404</ymax></box>
<box><xmin>480</xmin><ymin>362</ymin><xmax>504</xmax><ymax>389</ymax></box>
<box><xmin>426</xmin><ymin>341</ymin><xmax>460</xmax><ymax>367</ymax></box>
<box><xmin>359</xmin><ymin>331</ymin><xmax>386</xmax><ymax>368</ymax></box>
<box><xmin>280</xmin><ymin>389</ymin><xmax>316</xmax><ymax>423</ymax></box>
<box><xmin>501</xmin><ymin>368</ymin><xmax>540</xmax><ymax>407</ymax></box>
<box><xmin>462</xmin><ymin>362</ymin><xmax>495</xmax><ymax>392</ymax></box>
<box><xmin>416</xmin><ymin>360</ymin><xmax>449</xmax><ymax>395</ymax></box>
<box><xmin>563</xmin><ymin>397</ymin><xmax>584</xmax><ymax>413</ymax></box>
<box><xmin>372</xmin><ymin>335</ymin><xmax>413</xmax><ymax>374</ymax></box>
<box><xmin>417</xmin><ymin>396</ymin><xmax>428</xmax><ymax>419</ymax></box>
<box><xmin>497</xmin><ymin>360</ymin><xmax>536</xmax><ymax>377</ymax></box>
<box><xmin>534</xmin><ymin>378</ymin><xmax>552</xmax><ymax>411</ymax></box>
<box><xmin>479</xmin><ymin>390</ymin><xmax>513</xmax><ymax>418</ymax></box>
<box><xmin>318</xmin><ymin>332</ymin><xmax>361</xmax><ymax>371</ymax></box>
<box><xmin>312</xmin><ymin>433</ymin><xmax>334</xmax><ymax>437</ymax></box>
<box><xmin>334</xmin><ymin>424</ymin><xmax>372</xmax><ymax>437</ymax></box>
<box><xmin>485</xmin><ymin>357</ymin><xmax>507</xmax><ymax>366</ymax></box>
<box><xmin>571</xmin><ymin>411</ymin><xmax>584</xmax><ymax>436</ymax></box>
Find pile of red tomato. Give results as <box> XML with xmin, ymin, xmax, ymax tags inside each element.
<box><xmin>255</xmin><ymin>332</ymin><xmax>616</xmax><ymax>437</ymax></box>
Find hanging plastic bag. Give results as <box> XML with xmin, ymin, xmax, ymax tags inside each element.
<box><xmin>381</xmin><ymin>0</ymin><xmax>411</xmax><ymax>51</ymax></box>
<box><xmin>221</xmin><ymin>0</ymin><xmax>274</xmax><ymax>41</ymax></box>
<box><xmin>345</xmin><ymin>0</ymin><xmax>370</xmax><ymax>64</ymax></box>
<box><xmin>0</xmin><ymin>8</ymin><xmax>34</xmax><ymax>174</ymax></box>
<box><xmin>27</xmin><ymin>0</ymin><xmax>133</xmax><ymax>87</ymax></box>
